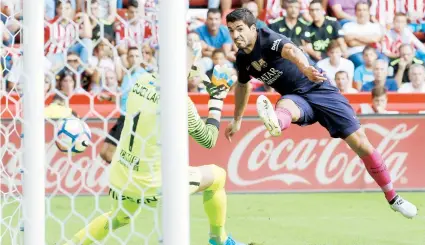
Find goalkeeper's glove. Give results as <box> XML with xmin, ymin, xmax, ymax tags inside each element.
<box><xmin>205</xmin><ymin>65</ymin><xmax>235</xmax><ymax>100</ymax></box>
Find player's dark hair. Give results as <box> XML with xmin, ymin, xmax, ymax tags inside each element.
<box><xmin>226</xmin><ymin>8</ymin><xmax>256</xmax><ymax>28</ymax></box>
<box><xmin>371</xmin><ymin>86</ymin><xmax>387</xmax><ymax>98</ymax></box>
<box><xmin>207</xmin><ymin>8</ymin><xmax>222</xmax><ymax>17</ymax></box>
<box><xmin>309</xmin><ymin>0</ymin><xmax>322</xmax><ymax>7</ymax></box>
<box><xmin>355</xmin><ymin>1</ymin><xmax>370</xmax><ymax>11</ymax></box>
<box><xmin>128</xmin><ymin>0</ymin><xmax>139</xmax><ymax>8</ymax></box>
<box><xmin>362</xmin><ymin>46</ymin><xmax>376</xmax><ymax>54</ymax></box>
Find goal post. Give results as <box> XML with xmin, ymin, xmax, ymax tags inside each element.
<box><xmin>22</xmin><ymin>0</ymin><xmax>46</xmax><ymax>244</ymax></box>
<box><xmin>159</xmin><ymin>0</ymin><xmax>190</xmax><ymax>244</ymax></box>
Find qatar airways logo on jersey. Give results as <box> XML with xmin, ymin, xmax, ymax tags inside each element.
<box><xmin>256</xmin><ymin>67</ymin><xmax>283</xmax><ymax>85</ymax></box>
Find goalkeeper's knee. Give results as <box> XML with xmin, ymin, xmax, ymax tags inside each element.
<box><xmin>206</xmin><ymin>165</ymin><xmax>226</xmax><ymax>191</ymax></box>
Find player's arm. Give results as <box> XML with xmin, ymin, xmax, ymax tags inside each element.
<box><xmin>281</xmin><ymin>42</ymin><xmax>327</xmax><ymax>82</ymax></box>
<box><xmin>188</xmin><ymin>65</ymin><xmax>234</xmax><ymax>148</ymax></box>
<box><xmin>234</xmin><ymin>81</ymin><xmax>251</xmax><ymax>123</ymax></box>
<box><xmin>187</xmin><ymin>98</ymin><xmax>221</xmax><ymax>149</ymax></box>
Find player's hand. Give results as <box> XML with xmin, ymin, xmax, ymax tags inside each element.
<box><xmin>225</xmin><ymin>119</ymin><xmax>241</xmax><ymax>142</ymax></box>
<box><xmin>205</xmin><ymin>65</ymin><xmax>235</xmax><ymax>100</ymax></box>
<box><xmin>302</xmin><ymin>66</ymin><xmax>327</xmax><ymax>82</ymax></box>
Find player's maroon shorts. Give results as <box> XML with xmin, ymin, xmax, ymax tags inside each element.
<box><xmin>279</xmin><ymin>81</ymin><xmax>361</xmax><ymax>139</ymax></box>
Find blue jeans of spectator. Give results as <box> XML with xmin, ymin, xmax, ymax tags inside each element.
<box><xmin>349</xmin><ymin>51</ymin><xmax>389</xmax><ymax>68</ymax></box>
<box><xmin>68</xmin><ymin>38</ymin><xmax>92</xmax><ymax>64</ymax></box>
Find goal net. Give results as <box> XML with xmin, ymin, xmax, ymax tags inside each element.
<box><xmin>1</xmin><ymin>0</ymin><xmax>189</xmax><ymax>244</ymax></box>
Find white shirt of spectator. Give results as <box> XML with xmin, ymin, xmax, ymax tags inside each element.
<box><xmin>344</xmin><ymin>87</ymin><xmax>359</xmax><ymax>93</ymax></box>
<box><xmin>98</xmin><ymin>0</ymin><xmax>116</xmax><ymax>22</ymax></box>
<box><xmin>116</xmin><ymin>20</ymin><xmax>148</xmax><ymax>47</ymax></box>
<box><xmin>7</xmin><ymin>56</ymin><xmax>52</xmax><ymax>84</ymax></box>
<box><xmin>316</xmin><ymin>57</ymin><xmax>355</xmax><ymax>86</ymax></box>
<box><xmin>398</xmin><ymin>82</ymin><xmax>425</xmax><ymax>92</ymax></box>
<box><xmin>384</xmin><ymin>28</ymin><xmax>425</xmax><ymax>53</ymax></box>
<box><xmin>46</xmin><ymin>21</ymin><xmax>78</xmax><ymax>55</ymax></box>
<box><xmin>360</xmin><ymin>104</ymin><xmax>399</xmax><ymax>114</ymax></box>
<box><xmin>343</xmin><ymin>21</ymin><xmax>383</xmax><ymax>56</ymax></box>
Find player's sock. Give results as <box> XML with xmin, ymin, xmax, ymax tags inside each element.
<box><xmin>203</xmin><ymin>165</ymin><xmax>228</xmax><ymax>244</ymax></box>
<box><xmin>275</xmin><ymin>107</ymin><xmax>292</xmax><ymax>130</ymax></box>
<box><xmin>361</xmin><ymin>149</ymin><xmax>396</xmax><ymax>202</ymax></box>
<box><xmin>66</xmin><ymin>211</ymin><xmax>128</xmax><ymax>245</ymax></box>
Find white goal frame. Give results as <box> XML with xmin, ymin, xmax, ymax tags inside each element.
<box><xmin>19</xmin><ymin>0</ymin><xmax>190</xmax><ymax>244</ymax></box>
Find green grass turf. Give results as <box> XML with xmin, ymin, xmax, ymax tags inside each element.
<box><xmin>2</xmin><ymin>192</ymin><xmax>424</xmax><ymax>245</ymax></box>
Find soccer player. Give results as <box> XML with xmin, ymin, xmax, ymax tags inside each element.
<box><xmin>225</xmin><ymin>8</ymin><xmax>417</xmax><ymax>218</ymax></box>
<box><xmin>63</xmin><ymin>47</ymin><xmax>247</xmax><ymax>245</ymax></box>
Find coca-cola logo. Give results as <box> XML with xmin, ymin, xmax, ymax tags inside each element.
<box><xmin>1</xmin><ymin>126</ymin><xmax>110</xmax><ymax>194</ymax></box>
<box><xmin>228</xmin><ymin>123</ymin><xmax>417</xmax><ymax>188</ymax></box>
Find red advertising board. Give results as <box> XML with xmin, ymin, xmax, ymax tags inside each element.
<box><xmin>2</xmin><ymin>116</ymin><xmax>425</xmax><ymax>195</ymax></box>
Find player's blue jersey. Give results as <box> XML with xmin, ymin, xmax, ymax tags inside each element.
<box><xmin>236</xmin><ymin>28</ymin><xmax>323</xmax><ymax>95</ymax></box>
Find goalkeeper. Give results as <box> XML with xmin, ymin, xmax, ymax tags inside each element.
<box><xmin>64</xmin><ymin>46</ymin><xmax>248</xmax><ymax>245</ymax></box>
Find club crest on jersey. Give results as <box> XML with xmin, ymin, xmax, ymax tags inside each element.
<box><xmin>251</xmin><ymin>59</ymin><xmax>268</xmax><ymax>71</ymax></box>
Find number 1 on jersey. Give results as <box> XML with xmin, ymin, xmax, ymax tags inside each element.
<box><xmin>129</xmin><ymin>111</ymin><xmax>141</xmax><ymax>151</ymax></box>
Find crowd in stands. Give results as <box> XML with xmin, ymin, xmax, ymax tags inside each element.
<box><xmin>1</xmin><ymin>0</ymin><xmax>425</xmax><ymax>116</ymax></box>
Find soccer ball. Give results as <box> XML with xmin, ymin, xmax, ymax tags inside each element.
<box><xmin>55</xmin><ymin>118</ymin><xmax>91</xmax><ymax>154</ymax></box>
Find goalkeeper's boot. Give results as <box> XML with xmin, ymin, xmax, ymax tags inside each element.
<box><xmin>209</xmin><ymin>236</ymin><xmax>246</xmax><ymax>245</ymax></box>
<box><xmin>390</xmin><ymin>195</ymin><xmax>418</xmax><ymax>219</ymax></box>
<box><xmin>256</xmin><ymin>95</ymin><xmax>281</xmax><ymax>137</ymax></box>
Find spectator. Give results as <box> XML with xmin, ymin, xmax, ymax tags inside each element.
<box><xmin>317</xmin><ymin>41</ymin><xmax>354</xmax><ymax>85</ymax></box>
<box><xmin>360</xmin><ymin>86</ymin><xmax>398</xmax><ymax>114</ymax></box>
<box><xmin>196</xmin><ymin>8</ymin><xmax>235</xmax><ymax>65</ymax></box>
<box><xmin>242</xmin><ymin>1</ymin><xmax>267</xmax><ymax>29</ymax></box>
<box><xmin>6</xmin><ymin>53</ymin><xmax>53</xmax><ymax>92</ymax></box>
<box><xmin>93</xmin><ymin>0</ymin><xmax>117</xmax><ymax>25</ymax></box>
<box><xmin>353</xmin><ymin>46</ymin><xmax>377</xmax><ymax>90</ymax></box>
<box><xmin>265</xmin><ymin>0</ymin><xmax>312</xmax><ymax>23</ymax></box>
<box><xmin>56</xmin><ymin>69</ymin><xmax>85</xmax><ymax>96</ymax></box>
<box><xmin>60</xmin><ymin>52</ymin><xmax>95</xmax><ymax>91</ymax></box>
<box><xmin>45</xmin><ymin>0</ymin><xmax>92</xmax><ymax>70</ymax></box>
<box><xmin>303</xmin><ymin>0</ymin><xmax>348</xmax><ymax>61</ymax></box>
<box><xmin>370</xmin><ymin>0</ymin><xmax>405</xmax><ymax>28</ymax></box>
<box><xmin>343</xmin><ymin>2</ymin><xmax>384</xmax><ymax>68</ymax></box>
<box><xmin>115</xmin><ymin>0</ymin><xmax>153</xmax><ymax>49</ymax></box>
<box><xmin>87</xmin><ymin>0</ymin><xmax>115</xmax><ymax>43</ymax></box>
<box><xmin>92</xmin><ymin>68</ymin><xmax>119</xmax><ymax>93</ymax></box>
<box><xmin>97</xmin><ymin>48</ymin><xmax>147</xmax><ymax>114</ymax></box>
<box><xmin>335</xmin><ymin>71</ymin><xmax>358</xmax><ymax>93</ymax></box>
<box><xmin>382</xmin><ymin>13</ymin><xmax>425</xmax><ymax>60</ymax></box>
<box><xmin>268</xmin><ymin>0</ymin><xmax>309</xmax><ymax>48</ymax></box>
<box><xmin>141</xmin><ymin>43</ymin><xmax>157</xmax><ymax>72</ymax></box>
<box><xmin>361</xmin><ymin>59</ymin><xmax>398</xmax><ymax>92</ymax></box>
<box><xmin>221</xmin><ymin>0</ymin><xmax>264</xmax><ymax>18</ymax></box>
<box><xmin>206</xmin><ymin>49</ymin><xmax>226</xmax><ymax>80</ymax></box>
<box><xmin>398</xmin><ymin>64</ymin><xmax>425</xmax><ymax>92</ymax></box>
<box><xmin>388</xmin><ymin>44</ymin><xmax>425</xmax><ymax>86</ymax></box>
<box><xmin>328</xmin><ymin>0</ymin><xmax>361</xmax><ymax>25</ymax></box>
<box><xmin>89</xmin><ymin>39</ymin><xmax>123</xmax><ymax>88</ymax></box>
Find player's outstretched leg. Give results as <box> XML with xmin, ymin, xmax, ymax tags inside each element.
<box><xmin>256</xmin><ymin>95</ymin><xmax>300</xmax><ymax>137</ymax></box>
<box><xmin>344</xmin><ymin>128</ymin><xmax>417</xmax><ymax>219</ymax></box>
<box><xmin>63</xmin><ymin>190</ymin><xmax>139</xmax><ymax>245</ymax></box>
<box><xmin>191</xmin><ymin>165</ymin><xmax>249</xmax><ymax>245</ymax></box>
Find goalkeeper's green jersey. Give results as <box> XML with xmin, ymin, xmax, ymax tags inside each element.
<box><xmin>109</xmin><ymin>72</ymin><xmax>219</xmax><ymax>197</ymax></box>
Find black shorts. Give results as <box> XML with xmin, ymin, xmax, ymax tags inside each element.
<box><xmin>104</xmin><ymin>115</ymin><xmax>125</xmax><ymax>146</ymax></box>
<box><xmin>279</xmin><ymin>81</ymin><xmax>361</xmax><ymax>139</ymax></box>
